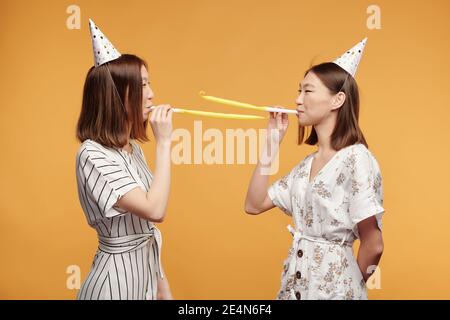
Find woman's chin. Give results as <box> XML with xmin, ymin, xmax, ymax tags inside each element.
<box><xmin>297</xmin><ymin>116</ymin><xmax>316</xmax><ymax>127</ymax></box>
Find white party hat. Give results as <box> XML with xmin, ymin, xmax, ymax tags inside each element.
<box><xmin>89</xmin><ymin>19</ymin><xmax>121</xmax><ymax>67</ymax></box>
<box><xmin>333</xmin><ymin>37</ymin><xmax>367</xmax><ymax>77</ymax></box>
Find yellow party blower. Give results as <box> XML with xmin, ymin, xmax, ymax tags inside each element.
<box><xmin>149</xmin><ymin>106</ymin><xmax>266</xmax><ymax>120</ymax></box>
<box><xmin>199</xmin><ymin>91</ymin><xmax>298</xmax><ymax>115</ymax></box>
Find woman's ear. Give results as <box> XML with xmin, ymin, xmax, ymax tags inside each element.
<box><xmin>331</xmin><ymin>92</ymin><xmax>346</xmax><ymax>111</ymax></box>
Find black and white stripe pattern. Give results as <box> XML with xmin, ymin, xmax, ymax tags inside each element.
<box><xmin>75</xmin><ymin>139</ymin><xmax>161</xmax><ymax>300</ymax></box>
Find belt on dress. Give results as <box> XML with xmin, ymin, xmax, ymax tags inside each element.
<box><xmin>285</xmin><ymin>224</ymin><xmax>352</xmax><ymax>299</ymax></box>
<box><xmin>98</xmin><ymin>226</ymin><xmax>164</xmax><ymax>300</ymax></box>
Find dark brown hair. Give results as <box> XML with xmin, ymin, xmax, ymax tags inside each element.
<box><xmin>298</xmin><ymin>62</ymin><xmax>368</xmax><ymax>150</ymax></box>
<box><xmin>76</xmin><ymin>54</ymin><xmax>149</xmax><ymax>148</ymax></box>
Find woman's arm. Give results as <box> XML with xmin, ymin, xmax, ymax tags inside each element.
<box><xmin>244</xmin><ymin>111</ymin><xmax>288</xmax><ymax>215</ymax></box>
<box><xmin>157</xmin><ymin>274</ymin><xmax>173</xmax><ymax>300</ymax></box>
<box><xmin>116</xmin><ymin>105</ymin><xmax>173</xmax><ymax>222</ymax></box>
<box><xmin>356</xmin><ymin>215</ymin><xmax>384</xmax><ymax>282</ymax></box>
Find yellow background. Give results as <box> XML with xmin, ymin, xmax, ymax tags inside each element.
<box><xmin>1</xmin><ymin>0</ymin><xmax>449</xmax><ymax>299</ymax></box>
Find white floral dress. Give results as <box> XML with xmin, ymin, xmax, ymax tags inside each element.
<box><xmin>268</xmin><ymin>143</ymin><xmax>384</xmax><ymax>300</ymax></box>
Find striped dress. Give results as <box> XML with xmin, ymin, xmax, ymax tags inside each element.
<box><xmin>75</xmin><ymin>139</ymin><xmax>164</xmax><ymax>300</ymax></box>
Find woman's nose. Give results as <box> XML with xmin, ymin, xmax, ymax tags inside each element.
<box><xmin>148</xmin><ymin>88</ymin><xmax>155</xmax><ymax>100</ymax></box>
<box><xmin>296</xmin><ymin>94</ymin><xmax>303</xmax><ymax>105</ymax></box>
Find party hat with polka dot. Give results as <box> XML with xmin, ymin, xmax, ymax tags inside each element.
<box><xmin>89</xmin><ymin>19</ymin><xmax>121</xmax><ymax>67</ymax></box>
<box><xmin>333</xmin><ymin>37</ymin><xmax>367</xmax><ymax>78</ymax></box>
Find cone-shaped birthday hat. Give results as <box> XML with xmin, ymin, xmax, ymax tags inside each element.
<box><xmin>333</xmin><ymin>37</ymin><xmax>367</xmax><ymax>77</ymax></box>
<box><xmin>89</xmin><ymin>19</ymin><xmax>121</xmax><ymax>67</ymax></box>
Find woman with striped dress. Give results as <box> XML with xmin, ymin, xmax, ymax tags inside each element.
<box><xmin>75</xmin><ymin>19</ymin><xmax>173</xmax><ymax>300</ymax></box>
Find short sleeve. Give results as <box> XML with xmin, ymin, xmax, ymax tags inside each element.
<box><xmin>78</xmin><ymin>148</ymin><xmax>139</xmax><ymax>217</ymax></box>
<box><xmin>347</xmin><ymin>147</ymin><xmax>385</xmax><ymax>233</ymax></box>
<box><xmin>267</xmin><ymin>165</ymin><xmax>299</xmax><ymax>216</ymax></box>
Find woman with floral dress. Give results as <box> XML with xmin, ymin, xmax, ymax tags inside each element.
<box><xmin>244</xmin><ymin>39</ymin><xmax>385</xmax><ymax>300</ymax></box>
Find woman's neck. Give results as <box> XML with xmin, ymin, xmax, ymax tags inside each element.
<box><xmin>314</xmin><ymin>114</ymin><xmax>337</xmax><ymax>156</ymax></box>
<box><xmin>121</xmin><ymin>139</ymin><xmax>133</xmax><ymax>154</ymax></box>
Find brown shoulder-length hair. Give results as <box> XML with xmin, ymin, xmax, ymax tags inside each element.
<box><xmin>298</xmin><ymin>62</ymin><xmax>368</xmax><ymax>150</ymax></box>
<box><xmin>76</xmin><ymin>54</ymin><xmax>149</xmax><ymax>148</ymax></box>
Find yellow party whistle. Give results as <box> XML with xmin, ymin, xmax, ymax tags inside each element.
<box><xmin>149</xmin><ymin>106</ymin><xmax>266</xmax><ymax>120</ymax></box>
<box><xmin>199</xmin><ymin>91</ymin><xmax>298</xmax><ymax>115</ymax></box>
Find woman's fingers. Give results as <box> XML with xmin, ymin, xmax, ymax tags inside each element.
<box><xmin>281</xmin><ymin>112</ymin><xmax>289</xmax><ymax>127</ymax></box>
<box><xmin>270</xmin><ymin>106</ymin><xmax>288</xmax><ymax>130</ymax></box>
<box><xmin>150</xmin><ymin>106</ymin><xmax>157</xmax><ymax>122</ymax></box>
<box><xmin>154</xmin><ymin>104</ymin><xmax>170</xmax><ymax>122</ymax></box>
<box><xmin>155</xmin><ymin>105</ymin><xmax>164</xmax><ymax>122</ymax></box>
<box><xmin>151</xmin><ymin>105</ymin><xmax>167</xmax><ymax>123</ymax></box>
<box><xmin>162</xmin><ymin>105</ymin><xmax>172</xmax><ymax>121</ymax></box>
<box><xmin>276</xmin><ymin>112</ymin><xmax>283</xmax><ymax>129</ymax></box>
<box><xmin>167</xmin><ymin>107</ymin><xmax>174</xmax><ymax>123</ymax></box>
